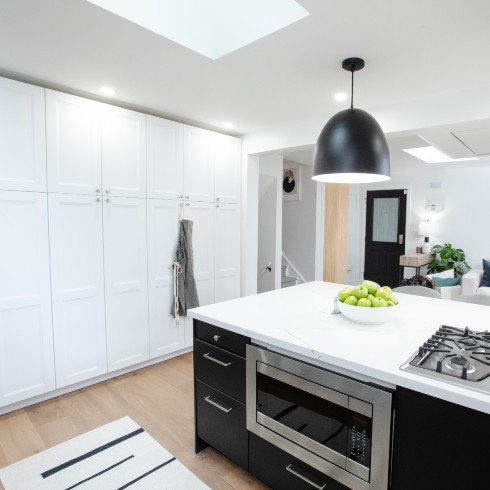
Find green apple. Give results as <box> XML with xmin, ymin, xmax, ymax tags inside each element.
<box><xmin>361</xmin><ymin>280</ymin><xmax>378</xmax><ymax>295</ymax></box>
<box><xmin>388</xmin><ymin>294</ymin><xmax>399</xmax><ymax>305</ymax></box>
<box><xmin>344</xmin><ymin>295</ymin><xmax>358</xmax><ymax>306</ymax></box>
<box><xmin>380</xmin><ymin>285</ymin><xmax>392</xmax><ymax>295</ymax></box>
<box><xmin>338</xmin><ymin>286</ymin><xmax>355</xmax><ymax>302</ymax></box>
<box><xmin>353</xmin><ymin>285</ymin><xmax>368</xmax><ymax>299</ymax></box>
<box><xmin>386</xmin><ymin>300</ymin><xmax>395</xmax><ymax>306</ymax></box>
<box><xmin>357</xmin><ymin>297</ymin><xmax>371</xmax><ymax>307</ymax></box>
<box><xmin>367</xmin><ymin>294</ymin><xmax>375</xmax><ymax>303</ymax></box>
<box><xmin>374</xmin><ymin>288</ymin><xmax>391</xmax><ymax>300</ymax></box>
<box><xmin>372</xmin><ymin>297</ymin><xmax>388</xmax><ymax>308</ymax></box>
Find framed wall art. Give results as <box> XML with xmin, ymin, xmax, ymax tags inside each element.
<box><xmin>282</xmin><ymin>161</ymin><xmax>300</xmax><ymax>201</ymax></box>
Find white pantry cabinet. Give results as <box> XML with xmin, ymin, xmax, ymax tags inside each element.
<box><xmin>183</xmin><ymin>126</ymin><xmax>214</xmax><ymax>202</ymax></box>
<box><xmin>48</xmin><ymin>193</ymin><xmax>107</xmax><ymax>388</ymax></box>
<box><xmin>0</xmin><ymin>77</ymin><xmax>46</xmax><ymax>192</ymax></box>
<box><xmin>104</xmin><ymin>197</ymin><xmax>149</xmax><ymax>371</ymax></box>
<box><xmin>147</xmin><ymin>199</ymin><xmax>185</xmax><ymax>358</ymax></box>
<box><xmin>0</xmin><ymin>191</ymin><xmax>55</xmax><ymax>407</ymax></box>
<box><xmin>213</xmin><ymin>133</ymin><xmax>241</xmax><ymax>203</ymax></box>
<box><xmin>214</xmin><ymin>203</ymin><xmax>241</xmax><ymax>302</ymax></box>
<box><xmin>46</xmin><ymin>89</ymin><xmax>102</xmax><ymax>195</ymax></box>
<box><xmin>183</xmin><ymin>201</ymin><xmax>214</xmax><ymax>307</ymax></box>
<box><xmin>147</xmin><ymin>116</ymin><xmax>184</xmax><ymax>200</ymax></box>
<box><xmin>101</xmin><ymin>104</ymin><xmax>147</xmax><ymax>198</ymax></box>
<box><xmin>46</xmin><ymin>90</ymin><xmax>146</xmax><ymax>197</ymax></box>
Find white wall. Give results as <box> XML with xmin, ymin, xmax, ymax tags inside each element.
<box><xmin>258</xmin><ymin>175</ymin><xmax>277</xmax><ymax>293</ymax></box>
<box><xmin>282</xmin><ymin>163</ymin><xmax>317</xmax><ymax>282</ymax></box>
<box><xmin>360</xmin><ymin>164</ymin><xmax>490</xmax><ymax>273</ymax></box>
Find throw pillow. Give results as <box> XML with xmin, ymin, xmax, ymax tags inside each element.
<box><xmin>481</xmin><ymin>258</ymin><xmax>490</xmax><ymax>287</ymax></box>
<box><xmin>432</xmin><ymin>277</ymin><xmax>460</xmax><ymax>287</ymax></box>
<box><xmin>426</xmin><ymin>269</ymin><xmax>455</xmax><ymax>280</ymax></box>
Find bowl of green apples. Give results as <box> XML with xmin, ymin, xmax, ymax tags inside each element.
<box><xmin>336</xmin><ymin>280</ymin><xmax>399</xmax><ymax>325</ymax></box>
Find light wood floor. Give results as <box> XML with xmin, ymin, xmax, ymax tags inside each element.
<box><xmin>0</xmin><ymin>353</ymin><xmax>269</xmax><ymax>490</ymax></box>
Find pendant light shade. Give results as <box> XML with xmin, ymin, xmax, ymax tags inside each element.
<box><xmin>312</xmin><ymin>58</ymin><xmax>391</xmax><ymax>183</ymax></box>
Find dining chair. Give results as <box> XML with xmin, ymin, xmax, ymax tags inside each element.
<box><xmin>392</xmin><ymin>285</ymin><xmax>443</xmax><ymax>298</ymax></box>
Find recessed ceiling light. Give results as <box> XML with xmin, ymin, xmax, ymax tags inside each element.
<box><xmin>403</xmin><ymin>146</ymin><xmax>478</xmax><ymax>163</ymax></box>
<box><xmin>223</xmin><ymin>122</ymin><xmax>233</xmax><ymax>130</ymax></box>
<box><xmin>334</xmin><ymin>92</ymin><xmax>348</xmax><ymax>102</ymax></box>
<box><xmin>85</xmin><ymin>0</ymin><xmax>309</xmax><ymax>60</ymax></box>
<box><xmin>100</xmin><ymin>86</ymin><xmax>115</xmax><ymax>96</ymax></box>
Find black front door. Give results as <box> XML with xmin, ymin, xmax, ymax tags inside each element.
<box><xmin>364</xmin><ymin>189</ymin><xmax>407</xmax><ymax>288</ymax></box>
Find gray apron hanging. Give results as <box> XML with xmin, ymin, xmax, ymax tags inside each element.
<box><xmin>171</xmin><ymin>219</ymin><xmax>199</xmax><ymax>323</ymax></box>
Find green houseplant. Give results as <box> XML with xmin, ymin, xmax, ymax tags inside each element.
<box><xmin>427</xmin><ymin>243</ymin><xmax>471</xmax><ymax>276</ymax></box>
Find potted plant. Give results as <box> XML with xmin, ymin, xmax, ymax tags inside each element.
<box><xmin>427</xmin><ymin>243</ymin><xmax>471</xmax><ymax>277</ymax></box>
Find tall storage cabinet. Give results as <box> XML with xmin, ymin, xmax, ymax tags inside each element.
<box><xmin>0</xmin><ymin>78</ymin><xmax>46</xmax><ymax>192</ymax></box>
<box><xmin>48</xmin><ymin>193</ymin><xmax>107</xmax><ymax>388</ymax></box>
<box><xmin>0</xmin><ymin>76</ymin><xmax>241</xmax><ymax>412</ymax></box>
<box><xmin>0</xmin><ymin>191</ymin><xmax>55</xmax><ymax>406</ymax></box>
<box><xmin>103</xmin><ymin>197</ymin><xmax>149</xmax><ymax>371</ymax></box>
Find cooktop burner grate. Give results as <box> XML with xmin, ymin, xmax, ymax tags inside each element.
<box><xmin>400</xmin><ymin>325</ymin><xmax>490</xmax><ymax>394</ymax></box>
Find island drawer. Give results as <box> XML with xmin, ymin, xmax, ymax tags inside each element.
<box><xmin>194</xmin><ymin>320</ymin><xmax>248</xmax><ymax>357</ymax></box>
<box><xmin>249</xmin><ymin>433</ymin><xmax>349</xmax><ymax>490</ymax></box>
<box><xmin>195</xmin><ymin>380</ymin><xmax>248</xmax><ymax>470</ymax></box>
<box><xmin>194</xmin><ymin>339</ymin><xmax>246</xmax><ymax>403</ymax></box>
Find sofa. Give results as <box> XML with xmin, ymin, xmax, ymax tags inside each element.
<box><xmin>461</xmin><ymin>268</ymin><xmax>490</xmax><ymax>296</ymax></box>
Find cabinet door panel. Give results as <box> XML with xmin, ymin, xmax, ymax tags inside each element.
<box><xmin>48</xmin><ymin>194</ymin><xmax>107</xmax><ymax>387</ymax></box>
<box><xmin>0</xmin><ymin>191</ymin><xmax>54</xmax><ymax>407</ymax></box>
<box><xmin>46</xmin><ymin>90</ymin><xmax>102</xmax><ymax>194</ymax></box>
<box><xmin>147</xmin><ymin>199</ymin><xmax>184</xmax><ymax>358</ymax></box>
<box><xmin>183</xmin><ymin>201</ymin><xmax>214</xmax><ymax>307</ymax></box>
<box><xmin>214</xmin><ymin>203</ymin><xmax>240</xmax><ymax>302</ymax></box>
<box><xmin>147</xmin><ymin>116</ymin><xmax>183</xmax><ymax>199</ymax></box>
<box><xmin>183</xmin><ymin>126</ymin><xmax>213</xmax><ymax>202</ymax></box>
<box><xmin>0</xmin><ymin>77</ymin><xmax>46</xmax><ymax>192</ymax></box>
<box><xmin>213</xmin><ymin>133</ymin><xmax>241</xmax><ymax>203</ymax></box>
<box><xmin>102</xmin><ymin>106</ymin><xmax>146</xmax><ymax>198</ymax></box>
<box><xmin>104</xmin><ymin>197</ymin><xmax>149</xmax><ymax>371</ymax></box>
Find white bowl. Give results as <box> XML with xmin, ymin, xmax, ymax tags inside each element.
<box><xmin>337</xmin><ymin>298</ymin><xmax>398</xmax><ymax>325</ymax></box>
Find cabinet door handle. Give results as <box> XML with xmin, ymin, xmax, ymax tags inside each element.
<box><xmin>204</xmin><ymin>395</ymin><xmax>232</xmax><ymax>413</ymax></box>
<box><xmin>285</xmin><ymin>464</ymin><xmax>327</xmax><ymax>489</ymax></box>
<box><xmin>203</xmin><ymin>352</ymin><xmax>231</xmax><ymax>367</ymax></box>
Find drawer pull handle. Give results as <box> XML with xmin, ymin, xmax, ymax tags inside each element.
<box><xmin>285</xmin><ymin>464</ymin><xmax>326</xmax><ymax>489</ymax></box>
<box><xmin>203</xmin><ymin>352</ymin><xmax>231</xmax><ymax>367</ymax></box>
<box><xmin>204</xmin><ymin>395</ymin><xmax>232</xmax><ymax>413</ymax></box>
<box><xmin>213</xmin><ymin>334</ymin><xmax>221</xmax><ymax>342</ymax></box>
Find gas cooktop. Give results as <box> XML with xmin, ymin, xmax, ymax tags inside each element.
<box><xmin>400</xmin><ymin>325</ymin><xmax>490</xmax><ymax>394</ymax></box>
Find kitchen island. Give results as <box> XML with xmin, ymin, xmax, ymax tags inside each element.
<box><xmin>188</xmin><ymin>281</ymin><xmax>489</xmax><ymax>489</ymax></box>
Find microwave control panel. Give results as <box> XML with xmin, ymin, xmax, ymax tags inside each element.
<box><xmin>347</xmin><ymin>413</ymin><xmax>372</xmax><ymax>468</ymax></box>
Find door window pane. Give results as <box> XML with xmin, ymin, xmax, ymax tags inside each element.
<box><xmin>372</xmin><ymin>198</ymin><xmax>398</xmax><ymax>243</ymax></box>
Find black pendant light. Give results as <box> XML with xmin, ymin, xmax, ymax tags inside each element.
<box><xmin>312</xmin><ymin>57</ymin><xmax>390</xmax><ymax>183</ymax></box>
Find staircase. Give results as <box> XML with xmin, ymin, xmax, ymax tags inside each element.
<box><xmin>281</xmin><ymin>264</ymin><xmax>298</xmax><ymax>288</ymax></box>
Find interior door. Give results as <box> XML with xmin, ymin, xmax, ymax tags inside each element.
<box><xmin>364</xmin><ymin>189</ymin><xmax>407</xmax><ymax>288</ymax></box>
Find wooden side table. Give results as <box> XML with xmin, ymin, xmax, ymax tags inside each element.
<box><xmin>399</xmin><ymin>253</ymin><xmax>431</xmax><ymax>283</ymax></box>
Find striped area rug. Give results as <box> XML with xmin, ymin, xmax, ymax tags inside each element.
<box><xmin>0</xmin><ymin>416</ymin><xmax>209</xmax><ymax>489</ymax></box>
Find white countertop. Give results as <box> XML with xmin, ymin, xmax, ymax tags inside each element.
<box><xmin>188</xmin><ymin>281</ymin><xmax>490</xmax><ymax>414</ymax></box>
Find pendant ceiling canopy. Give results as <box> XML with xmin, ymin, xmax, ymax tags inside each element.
<box><xmin>312</xmin><ymin>58</ymin><xmax>391</xmax><ymax>184</ymax></box>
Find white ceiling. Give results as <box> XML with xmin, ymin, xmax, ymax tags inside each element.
<box><xmin>1</xmin><ymin>0</ymin><xmax>490</xmax><ymax>166</ymax></box>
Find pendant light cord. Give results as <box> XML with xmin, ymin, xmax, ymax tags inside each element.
<box><xmin>351</xmin><ymin>69</ymin><xmax>354</xmax><ymax>109</ymax></box>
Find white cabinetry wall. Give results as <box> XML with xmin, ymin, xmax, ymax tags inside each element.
<box><xmin>48</xmin><ymin>193</ymin><xmax>107</xmax><ymax>388</ymax></box>
<box><xmin>0</xmin><ymin>78</ymin><xmax>46</xmax><ymax>192</ymax></box>
<box><xmin>0</xmin><ymin>191</ymin><xmax>55</xmax><ymax>406</ymax></box>
<box><xmin>0</xmin><ymin>76</ymin><xmax>241</xmax><ymax>412</ymax></box>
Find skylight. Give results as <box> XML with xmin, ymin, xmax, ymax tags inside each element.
<box><xmin>86</xmin><ymin>0</ymin><xmax>309</xmax><ymax>60</ymax></box>
<box><xmin>402</xmin><ymin>146</ymin><xmax>478</xmax><ymax>163</ymax></box>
